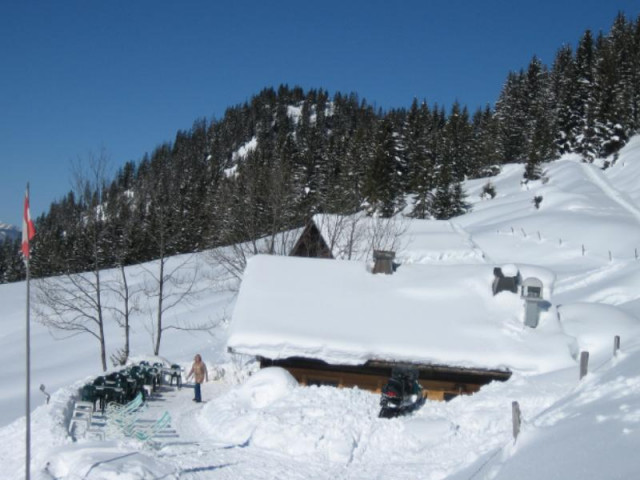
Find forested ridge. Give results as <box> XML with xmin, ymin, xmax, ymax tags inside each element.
<box><xmin>1</xmin><ymin>13</ymin><xmax>639</xmax><ymax>283</ymax></box>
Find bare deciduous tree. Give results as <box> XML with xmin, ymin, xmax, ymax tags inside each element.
<box><xmin>142</xmin><ymin>253</ymin><xmax>216</xmax><ymax>355</ymax></box>
<box><xmin>313</xmin><ymin>213</ymin><xmax>369</xmax><ymax>260</ymax></box>
<box><xmin>366</xmin><ymin>212</ymin><xmax>409</xmax><ymax>258</ymax></box>
<box><xmin>310</xmin><ymin>212</ymin><xmax>408</xmax><ymax>261</ymax></box>
<box><xmin>35</xmin><ymin>272</ymin><xmax>108</xmax><ymax>370</ymax></box>
<box><xmin>208</xmin><ymin>212</ymin><xmax>407</xmax><ymax>292</ymax></box>
<box><xmin>207</xmin><ymin>229</ymin><xmax>299</xmax><ymax>288</ymax></box>
<box><xmin>35</xmin><ymin>150</ymin><xmax>111</xmax><ymax>371</ymax></box>
<box><xmin>106</xmin><ymin>264</ymin><xmax>142</xmax><ymax>366</ymax></box>
<box><xmin>103</xmin><ymin>180</ymin><xmax>139</xmax><ymax>366</ymax></box>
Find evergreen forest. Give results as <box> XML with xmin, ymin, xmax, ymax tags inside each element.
<box><xmin>1</xmin><ymin>13</ymin><xmax>640</xmax><ymax>283</ymax></box>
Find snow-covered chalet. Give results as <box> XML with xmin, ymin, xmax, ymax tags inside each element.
<box><xmin>227</xmin><ymin>245</ymin><xmax>576</xmax><ymax>400</ymax></box>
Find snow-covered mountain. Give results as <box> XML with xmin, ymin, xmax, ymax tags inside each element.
<box><xmin>0</xmin><ymin>222</ymin><xmax>19</xmax><ymax>242</ymax></box>
<box><xmin>1</xmin><ymin>137</ymin><xmax>640</xmax><ymax>479</ymax></box>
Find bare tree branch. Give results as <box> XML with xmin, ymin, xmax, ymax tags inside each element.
<box><xmin>34</xmin><ymin>150</ymin><xmax>112</xmax><ymax>371</ymax></box>
<box><xmin>141</xmin><ymin>253</ymin><xmax>205</xmax><ymax>355</ymax></box>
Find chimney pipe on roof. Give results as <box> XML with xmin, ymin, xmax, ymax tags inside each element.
<box><xmin>522</xmin><ymin>277</ymin><xmax>544</xmax><ymax>328</ymax></box>
<box><xmin>373</xmin><ymin>250</ymin><xmax>395</xmax><ymax>274</ymax></box>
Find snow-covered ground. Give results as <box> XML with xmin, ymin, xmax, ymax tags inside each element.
<box><xmin>1</xmin><ymin>136</ymin><xmax>640</xmax><ymax>479</ymax></box>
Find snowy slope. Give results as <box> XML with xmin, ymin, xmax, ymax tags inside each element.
<box><xmin>0</xmin><ymin>255</ymin><xmax>235</xmax><ymax>426</ymax></box>
<box><xmin>449</xmin><ymin>348</ymin><xmax>640</xmax><ymax>480</ymax></box>
<box><xmin>0</xmin><ymin>137</ymin><xmax>640</xmax><ymax>479</ymax></box>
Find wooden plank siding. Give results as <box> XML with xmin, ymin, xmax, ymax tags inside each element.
<box><xmin>260</xmin><ymin>357</ymin><xmax>511</xmax><ymax>402</ymax></box>
<box><xmin>289</xmin><ymin>222</ymin><xmax>334</xmax><ymax>258</ymax></box>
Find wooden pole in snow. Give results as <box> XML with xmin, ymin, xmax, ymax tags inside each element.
<box><xmin>614</xmin><ymin>336</ymin><xmax>621</xmax><ymax>357</ymax></box>
<box><xmin>512</xmin><ymin>401</ymin><xmax>521</xmax><ymax>442</ymax></box>
<box><xmin>580</xmin><ymin>351</ymin><xmax>589</xmax><ymax>380</ymax></box>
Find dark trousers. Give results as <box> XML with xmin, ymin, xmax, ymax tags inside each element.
<box><xmin>194</xmin><ymin>382</ymin><xmax>202</xmax><ymax>402</ymax></box>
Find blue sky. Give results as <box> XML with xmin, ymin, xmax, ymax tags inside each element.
<box><xmin>1</xmin><ymin>0</ymin><xmax>638</xmax><ymax>226</ymax></box>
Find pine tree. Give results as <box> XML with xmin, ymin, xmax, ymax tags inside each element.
<box><xmin>469</xmin><ymin>105</ymin><xmax>501</xmax><ymax>178</ymax></box>
<box><xmin>337</xmin><ymin>125</ymin><xmax>373</xmax><ymax>213</ymax></box>
<box><xmin>524</xmin><ymin>112</ymin><xmax>555</xmax><ymax>181</ymax></box>
<box><xmin>631</xmin><ymin>16</ymin><xmax>640</xmax><ymax>132</ymax></box>
<box><xmin>431</xmin><ymin>159</ymin><xmax>467</xmax><ymax>220</ymax></box>
<box><xmin>495</xmin><ymin>71</ymin><xmax>529</xmax><ymax>162</ymax></box>
<box><xmin>594</xmin><ymin>16</ymin><xmax>634</xmax><ymax>157</ymax></box>
<box><xmin>551</xmin><ymin>44</ymin><xmax>577</xmax><ymax>154</ymax></box>
<box><xmin>3</xmin><ymin>238</ymin><xmax>26</xmax><ymax>282</ymax></box>
<box><xmin>406</xmin><ymin>100</ymin><xmax>437</xmax><ymax>218</ymax></box>
<box><xmin>364</xmin><ymin>117</ymin><xmax>405</xmax><ymax>217</ymax></box>
<box><xmin>442</xmin><ymin>101</ymin><xmax>473</xmax><ymax>181</ymax></box>
<box><xmin>573</xmin><ymin>29</ymin><xmax>598</xmax><ymax>161</ymax></box>
<box><xmin>523</xmin><ymin>56</ymin><xmax>556</xmax><ymax>179</ymax></box>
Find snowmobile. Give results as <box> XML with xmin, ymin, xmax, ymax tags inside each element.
<box><xmin>378</xmin><ymin>367</ymin><xmax>425</xmax><ymax>418</ymax></box>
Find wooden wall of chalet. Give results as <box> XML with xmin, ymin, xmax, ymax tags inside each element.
<box><xmin>260</xmin><ymin>357</ymin><xmax>511</xmax><ymax>402</ymax></box>
<box><xmin>289</xmin><ymin>222</ymin><xmax>334</xmax><ymax>258</ymax></box>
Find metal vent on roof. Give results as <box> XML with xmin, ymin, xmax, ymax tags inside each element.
<box><xmin>373</xmin><ymin>250</ymin><xmax>396</xmax><ymax>274</ymax></box>
<box><xmin>492</xmin><ymin>266</ymin><xmax>520</xmax><ymax>295</ymax></box>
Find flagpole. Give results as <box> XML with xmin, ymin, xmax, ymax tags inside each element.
<box><xmin>25</xmin><ymin>183</ymin><xmax>31</xmax><ymax>480</ymax></box>
<box><xmin>25</xmin><ymin>244</ymin><xmax>31</xmax><ymax>480</ymax></box>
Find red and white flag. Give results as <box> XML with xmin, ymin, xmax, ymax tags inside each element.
<box><xmin>21</xmin><ymin>187</ymin><xmax>36</xmax><ymax>259</ymax></box>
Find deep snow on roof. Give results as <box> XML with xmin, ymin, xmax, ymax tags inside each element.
<box><xmin>228</xmin><ymin>255</ymin><xmax>574</xmax><ymax>373</ymax></box>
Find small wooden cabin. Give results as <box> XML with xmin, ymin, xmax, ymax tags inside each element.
<box><xmin>289</xmin><ymin>220</ymin><xmax>334</xmax><ymax>258</ymax></box>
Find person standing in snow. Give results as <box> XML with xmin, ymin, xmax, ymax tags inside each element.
<box><xmin>186</xmin><ymin>354</ymin><xmax>208</xmax><ymax>402</ymax></box>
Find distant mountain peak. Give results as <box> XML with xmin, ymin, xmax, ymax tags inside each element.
<box><xmin>0</xmin><ymin>223</ymin><xmax>20</xmax><ymax>243</ymax></box>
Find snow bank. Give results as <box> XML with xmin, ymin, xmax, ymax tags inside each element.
<box><xmin>236</xmin><ymin>367</ymin><xmax>298</xmax><ymax>409</ymax></box>
<box><xmin>0</xmin><ymin>383</ymin><xmax>78</xmax><ymax>479</ymax></box>
<box><xmin>559</xmin><ymin>302</ymin><xmax>640</xmax><ymax>361</ymax></box>
<box><xmin>201</xmin><ymin>380</ymin><xmax>378</xmax><ymax>464</ymax></box>
<box><xmin>45</xmin><ymin>442</ymin><xmax>175</xmax><ymax>480</ymax></box>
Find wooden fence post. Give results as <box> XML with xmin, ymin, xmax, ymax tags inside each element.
<box><xmin>614</xmin><ymin>336</ymin><xmax>621</xmax><ymax>357</ymax></box>
<box><xmin>512</xmin><ymin>401</ymin><xmax>521</xmax><ymax>442</ymax></box>
<box><xmin>580</xmin><ymin>351</ymin><xmax>589</xmax><ymax>379</ymax></box>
